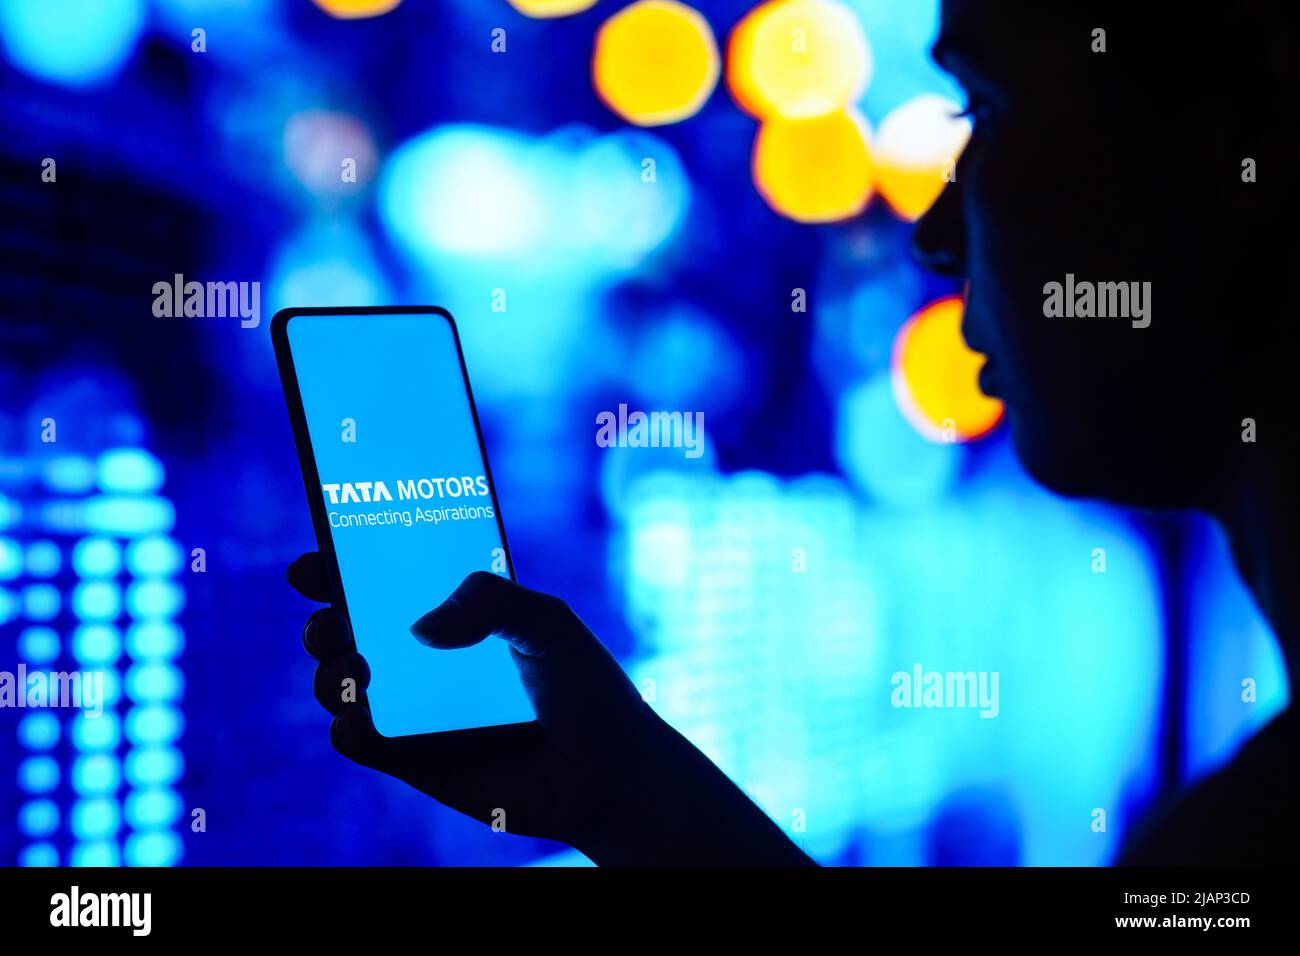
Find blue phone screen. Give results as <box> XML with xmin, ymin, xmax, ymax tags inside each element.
<box><xmin>285</xmin><ymin>311</ymin><xmax>533</xmax><ymax>736</ymax></box>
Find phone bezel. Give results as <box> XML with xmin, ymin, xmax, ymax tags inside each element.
<box><xmin>271</xmin><ymin>305</ymin><xmax>519</xmax><ymax>649</ymax></box>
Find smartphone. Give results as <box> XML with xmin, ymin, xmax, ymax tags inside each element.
<box><xmin>272</xmin><ymin>306</ymin><xmax>533</xmax><ymax>737</ymax></box>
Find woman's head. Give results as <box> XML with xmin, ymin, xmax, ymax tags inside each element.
<box><xmin>914</xmin><ymin>1</ymin><xmax>1299</xmax><ymax>511</ymax></box>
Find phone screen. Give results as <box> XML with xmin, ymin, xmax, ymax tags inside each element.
<box><xmin>279</xmin><ymin>309</ymin><xmax>533</xmax><ymax>736</ymax></box>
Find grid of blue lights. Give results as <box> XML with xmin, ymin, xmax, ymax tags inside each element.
<box><xmin>2</xmin><ymin>447</ymin><xmax>184</xmax><ymax>867</ymax></box>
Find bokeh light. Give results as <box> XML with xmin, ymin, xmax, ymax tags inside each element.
<box><xmin>753</xmin><ymin>109</ymin><xmax>873</xmax><ymax>222</ymax></box>
<box><xmin>310</xmin><ymin>0</ymin><xmax>402</xmax><ymax>18</ymax></box>
<box><xmin>891</xmin><ymin>295</ymin><xmax>1003</xmax><ymax>443</ymax></box>
<box><xmin>592</xmin><ymin>0</ymin><xmax>720</xmax><ymax>126</ymax></box>
<box><xmin>626</xmin><ymin>305</ymin><xmax>747</xmax><ymax>415</ymax></box>
<box><xmin>72</xmin><ymin>537</ymin><xmax>123</xmax><ymax>578</ymax></box>
<box><xmin>873</xmin><ymin>94</ymin><xmax>970</xmax><ymax>221</ymax></box>
<box><xmin>97</xmin><ymin>449</ymin><xmax>164</xmax><ymax>495</ymax></box>
<box><xmin>836</xmin><ymin>375</ymin><xmax>959</xmax><ymax>506</ymax></box>
<box><xmin>845</xmin><ymin>0</ymin><xmax>961</xmax><ymax>122</ymax></box>
<box><xmin>0</xmin><ymin>0</ymin><xmax>145</xmax><ymax>88</ymax></box>
<box><xmin>382</xmin><ymin>125</ymin><xmax>547</xmax><ymax>258</ymax></box>
<box><xmin>284</xmin><ymin>110</ymin><xmax>378</xmax><ymax>196</ymax></box>
<box><xmin>381</xmin><ymin>123</ymin><xmax>688</xmax><ymax>278</ymax></box>
<box><xmin>125</xmin><ymin>537</ymin><xmax>185</xmax><ymax>577</ymax></box>
<box><xmin>18</xmin><ymin>626</ymin><xmax>60</xmax><ymax>665</ymax></box>
<box><xmin>19</xmin><ymin>843</ymin><xmax>58</xmax><ymax>868</ymax></box>
<box><xmin>572</xmin><ymin>129</ymin><xmax>692</xmax><ymax>267</ymax></box>
<box><xmin>0</xmin><ymin>537</ymin><xmax>20</xmax><ymax>578</ymax></box>
<box><xmin>24</xmin><ymin>540</ymin><xmax>61</xmax><ymax>578</ymax></box>
<box><xmin>267</xmin><ymin>220</ymin><xmax>392</xmax><ymax>314</ymax></box>
<box><xmin>727</xmin><ymin>0</ymin><xmax>872</xmax><ymax>120</ymax></box>
<box><xmin>508</xmin><ymin>0</ymin><xmax>599</xmax><ymax>16</ymax></box>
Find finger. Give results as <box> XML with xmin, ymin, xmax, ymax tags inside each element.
<box><xmin>287</xmin><ymin>551</ymin><xmax>331</xmax><ymax>603</ymax></box>
<box><xmin>302</xmin><ymin>607</ymin><xmax>354</xmax><ymax>661</ymax></box>
<box><xmin>410</xmin><ymin>571</ymin><xmax>583</xmax><ymax>657</ymax></box>
<box><xmin>410</xmin><ymin>573</ymin><xmax>647</xmax><ymax>755</ymax></box>
<box><xmin>329</xmin><ymin>704</ymin><xmax>388</xmax><ymax>766</ymax></box>
<box><xmin>313</xmin><ymin>651</ymin><xmax>370</xmax><ymax>715</ymax></box>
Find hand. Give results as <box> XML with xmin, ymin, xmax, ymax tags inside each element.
<box><xmin>288</xmin><ymin>553</ymin><xmax>814</xmax><ymax>866</ymax></box>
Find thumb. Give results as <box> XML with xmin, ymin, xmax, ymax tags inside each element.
<box><xmin>410</xmin><ymin>571</ymin><xmax>647</xmax><ymax>751</ymax></box>
<box><xmin>410</xmin><ymin>570</ymin><xmax>589</xmax><ymax>658</ymax></box>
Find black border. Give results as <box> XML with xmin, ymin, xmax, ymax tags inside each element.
<box><xmin>270</xmin><ymin>305</ymin><xmax>518</xmax><ymax>731</ymax></box>
<box><xmin>2</xmin><ymin>866</ymin><xmax>1285</xmax><ymax>937</ymax></box>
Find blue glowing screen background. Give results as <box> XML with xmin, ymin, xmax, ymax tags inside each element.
<box><xmin>0</xmin><ymin>0</ymin><xmax>1288</xmax><ymax>867</ymax></box>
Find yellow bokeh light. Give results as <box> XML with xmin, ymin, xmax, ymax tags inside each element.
<box><xmin>753</xmin><ymin>109</ymin><xmax>873</xmax><ymax>223</ymax></box>
<box><xmin>310</xmin><ymin>0</ymin><xmax>403</xmax><ymax>19</ymax></box>
<box><xmin>892</xmin><ymin>295</ymin><xmax>1004</xmax><ymax>443</ymax></box>
<box><xmin>873</xmin><ymin>94</ymin><xmax>971</xmax><ymax>222</ymax></box>
<box><xmin>592</xmin><ymin>1</ymin><xmax>720</xmax><ymax>127</ymax></box>
<box><xmin>508</xmin><ymin>0</ymin><xmax>599</xmax><ymax>17</ymax></box>
<box><xmin>727</xmin><ymin>0</ymin><xmax>871</xmax><ymax>121</ymax></box>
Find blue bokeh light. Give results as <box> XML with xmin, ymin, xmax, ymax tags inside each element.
<box><xmin>43</xmin><ymin>455</ymin><xmax>97</xmax><ymax>493</ymax></box>
<box><xmin>18</xmin><ymin>842</ymin><xmax>59</xmax><ymax>868</ymax></box>
<box><xmin>18</xmin><ymin>625</ymin><xmax>60</xmax><ymax>665</ymax></box>
<box><xmin>125</xmin><ymin>747</ymin><xmax>184</xmax><ymax>788</ymax></box>
<box><xmin>71</xmin><ymin>712</ymin><xmax>122</xmax><ymax>752</ymax></box>
<box><xmin>126</xmin><ymin>662</ymin><xmax>185</xmax><ymax>704</ymax></box>
<box><xmin>18</xmin><ymin>756</ymin><xmax>60</xmax><ymax>795</ymax></box>
<box><xmin>126</xmin><ymin>621</ymin><xmax>185</xmax><ymax>660</ymax></box>
<box><xmin>22</xmin><ymin>583</ymin><xmax>61</xmax><ymax>622</ymax></box>
<box><xmin>124</xmin><ymin>536</ymin><xmax>184</xmax><ymax>577</ymax></box>
<box><xmin>73</xmin><ymin>537</ymin><xmax>124</xmax><ymax>578</ymax></box>
<box><xmin>835</xmin><ymin>376</ymin><xmax>960</xmax><ymax>506</ymax></box>
<box><xmin>125</xmin><ymin>789</ymin><xmax>184</xmax><ymax>829</ymax></box>
<box><xmin>0</xmin><ymin>0</ymin><xmax>146</xmax><ymax>88</ymax></box>
<box><xmin>125</xmin><ymin>705</ymin><xmax>185</xmax><ymax>747</ymax></box>
<box><xmin>73</xmin><ymin>623</ymin><xmax>122</xmax><ymax>666</ymax></box>
<box><xmin>84</xmin><ymin>496</ymin><xmax>176</xmax><ymax>536</ymax></box>
<box><xmin>24</xmin><ymin>540</ymin><xmax>61</xmax><ymax>577</ymax></box>
<box><xmin>125</xmin><ymin>580</ymin><xmax>185</xmax><ymax>619</ymax></box>
<box><xmin>72</xmin><ymin>755</ymin><xmax>123</xmax><ymax>797</ymax></box>
<box><xmin>17</xmin><ymin>713</ymin><xmax>61</xmax><ymax>751</ymax></box>
<box><xmin>124</xmin><ymin>831</ymin><xmax>183</xmax><ymax>867</ymax></box>
<box><xmin>0</xmin><ymin>537</ymin><xmax>21</xmax><ymax>578</ymax></box>
<box><xmin>97</xmin><ymin>449</ymin><xmax>165</xmax><ymax>494</ymax></box>
<box><xmin>72</xmin><ymin>580</ymin><xmax>122</xmax><ymax>622</ymax></box>
<box><xmin>70</xmin><ymin>841</ymin><xmax>121</xmax><ymax>867</ymax></box>
<box><xmin>18</xmin><ymin>799</ymin><xmax>59</xmax><ymax>838</ymax></box>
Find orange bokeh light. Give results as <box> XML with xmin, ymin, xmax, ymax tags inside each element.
<box><xmin>891</xmin><ymin>295</ymin><xmax>1004</xmax><ymax>443</ymax></box>
<box><xmin>752</xmin><ymin>109</ymin><xmax>873</xmax><ymax>223</ymax></box>
<box><xmin>310</xmin><ymin>0</ymin><xmax>403</xmax><ymax>19</ymax></box>
<box><xmin>592</xmin><ymin>1</ymin><xmax>720</xmax><ymax>127</ymax></box>
<box><xmin>726</xmin><ymin>0</ymin><xmax>871</xmax><ymax>121</ymax></box>
<box><xmin>508</xmin><ymin>0</ymin><xmax>599</xmax><ymax>17</ymax></box>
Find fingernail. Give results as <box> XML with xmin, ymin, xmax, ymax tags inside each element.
<box><xmin>410</xmin><ymin>603</ymin><xmax>451</xmax><ymax>644</ymax></box>
<box><xmin>409</xmin><ymin>611</ymin><xmax>436</xmax><ymax>644</ymax></box>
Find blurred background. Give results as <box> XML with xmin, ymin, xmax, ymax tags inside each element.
<box><xmin>0</xmin><ymin>0</ymin><xmax>1288</xmax><ymax>867</ymax></box>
